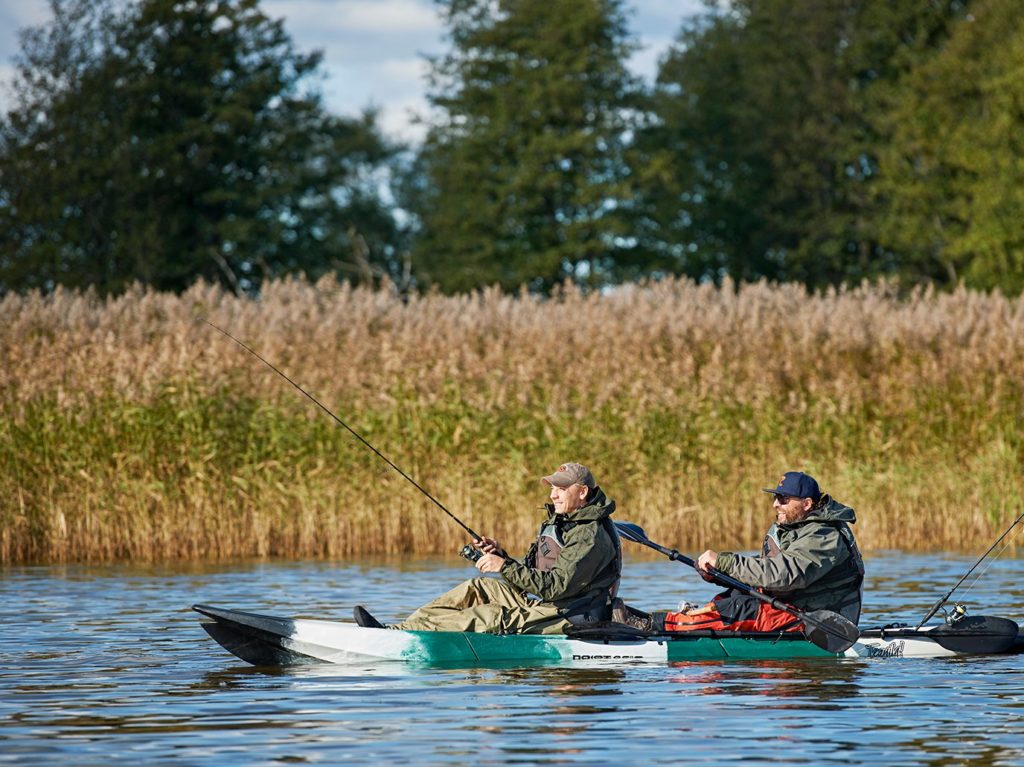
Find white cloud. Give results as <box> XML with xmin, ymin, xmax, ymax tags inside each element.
<box><xmin>264</xmin><ymin>0</ymin><xmax>441</xmax><ymax>38</ymax></box>
<box><xmin>377</xmin><ymin>56</ymin><xmax>430</xmax><ymax>81</ymax></box>
<box><xmin>331</xmin><ymin>0</ymin><xmax>440</xmax><ymax>34</ymax></box>
<box><xmin>628</xmin><ymin>46</ymin><xmax>663</xmax><ymax>83</ymax></box>
<box><xmin>376</xmin><ymin>95</ymin><xmax>430</xmax><ymax>143</ymax></box>
<box><xmin>0</xmin><ymin>3</ymin><xmax>49</xmax><ymax>33</ymax></box>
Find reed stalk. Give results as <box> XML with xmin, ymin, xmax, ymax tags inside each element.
<box><xmin>1</xmin><ymin>277</ymin><xmax>1021</xmax><ymax>563</ymax></box>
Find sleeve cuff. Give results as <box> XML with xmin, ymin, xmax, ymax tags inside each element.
<box><xmin>715</xmin><ymin>552</ymin><xmax>735</xmax><ymax>572</ymax></box>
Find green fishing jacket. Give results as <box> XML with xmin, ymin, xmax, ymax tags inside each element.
<box><xmin>715</xmin><ymin>496</ymin><xmax>865</xmax><ymax>622</ymax></box>
<box><xmin>499</xmin><ymin>487</ymin><xmax>621</xmax><ymax>613</ymax></box>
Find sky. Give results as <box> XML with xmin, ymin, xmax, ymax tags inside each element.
<box><xmin>0</xmin><ymin>0</ymin><xmax>704</xmax><ymax>143</ymax></box>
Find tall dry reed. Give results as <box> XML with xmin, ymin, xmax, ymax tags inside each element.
<box><xmin>1</xmin><ymin>276</ymin><xmax>1022</xmax><ymax>563</ymax></box>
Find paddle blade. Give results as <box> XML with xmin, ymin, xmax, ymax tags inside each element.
<box><xmin>803</xmin><ymin>610</ymin><xmax>860</xmax><ymax>654</ymax></box>
<box><xmin>614</xmin><ymin>521</ymin><xmax>648</xmax><ymax>544</ymax></box>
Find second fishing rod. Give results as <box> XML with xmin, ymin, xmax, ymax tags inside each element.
<box><xmin>201</xmin><ymin>319</ymin><xmax>486</xmax><ymax>562</ymax></box>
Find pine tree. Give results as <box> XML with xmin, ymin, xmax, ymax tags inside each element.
<box><xmin>409</xmin><ymin>0</ymin><xmax>646</xmax><ymax>293</ymax></box>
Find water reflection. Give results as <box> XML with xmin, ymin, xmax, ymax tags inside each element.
<box><xmin>453</xmin><ymin>667</ymin><xmax>629</xmax><ymax>751</ymax></box>
<box><xmin>663</xmin><ymin>658</ymin><xmax>865</xmax><ymax>705</ymax></box>
<box><xmin>2</xmin><ymin>554</ymin><xmax>1024</xmax><ymax>766</ymax></box>
<box><xmin>191</xmin><ymin>665</ymin><xmax>293</xmax><ymax>690</ymax></box>
<box><xmin>480</xmin><ymin>666</ymin><xmax>627</xmax><ymax>695</ymax></box>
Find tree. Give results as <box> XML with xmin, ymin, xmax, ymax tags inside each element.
<box><xmin>408</xmin><ymin>0</ymin><xmax>647</xmax><ymax>293</ymax></box>
<box><xmin>635</xmin><ymin>0</ymin><xmax>967</xmax><ymax>287</ymax></box>
<box><xmin>0</xmin><ymin>0</ymin><xmax>403</xmax><ymax>295</ymax></box>
<box><xmin>872</xmin><ymin>0</ymin><xmax>1024</xmax><ymax>293</ymax></box>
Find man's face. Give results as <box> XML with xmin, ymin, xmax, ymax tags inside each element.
<box><xmin>772</xmin><ymin>494</ymin><xmax>814</xmax><ymax>524</ymax></box>
<box><xmin>550</xmin><ymin>483</ymin><xmax>588</xmax><ymax>515</ymax></box>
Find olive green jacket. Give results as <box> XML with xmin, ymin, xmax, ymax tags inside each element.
<box><xmin>715</xmin><ymin>496</ymin><xmax>865</xmax><ymax>622</ymax></box>
<box><xmin>499</xmin><ymin>488</ymin><xmax>620</xmax><ymax>611</ymax></box>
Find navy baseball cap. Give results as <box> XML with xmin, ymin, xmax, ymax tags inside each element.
<box><xmin>762</xmin><ymin>471</ymin><xmax>821</xmax><ymax>503</ymax></box>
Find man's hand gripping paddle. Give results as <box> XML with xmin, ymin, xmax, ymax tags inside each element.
<box><xmin>614</xmin><ymin>521</ymin><xmax>860</xmax><ymax>653</ymax></box>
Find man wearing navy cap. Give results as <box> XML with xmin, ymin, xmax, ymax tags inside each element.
<box><xmin>660</xmin><ymin>471</ymin><xmax>864</xmax><ymax>633</ymax></box>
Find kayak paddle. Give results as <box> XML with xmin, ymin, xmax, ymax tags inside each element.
<box><xmin>614</xmin><ymin>521</ymin><xmax>860</xmax><ymax>654</ymax></box>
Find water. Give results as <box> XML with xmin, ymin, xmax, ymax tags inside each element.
<box><xmin>2</xmin><ymin>553</ymin><xmax>1023</xmax><ymax>765</ymax></box>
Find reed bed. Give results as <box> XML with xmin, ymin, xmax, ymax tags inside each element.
<box><xmin>1</xmin><ymin>276</ymin><xmax>1022</xmax><ymax>563</ymax></box>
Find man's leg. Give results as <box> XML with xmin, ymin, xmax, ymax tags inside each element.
<box><xmin>393</xmin><ymin>577</ymin><xmax>566</xmax><ymax>634</ymax></box>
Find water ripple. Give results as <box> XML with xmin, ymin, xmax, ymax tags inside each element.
<box><xmin>1</xmin><ymin>554</ymin><xmax>1023</xmax><ymax>765</ymax></box>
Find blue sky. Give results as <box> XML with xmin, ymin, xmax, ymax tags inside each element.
<box><xmin>0</xmin><ymin>0</ymin><xmax>704</xmax><ymax>142</ymax></box>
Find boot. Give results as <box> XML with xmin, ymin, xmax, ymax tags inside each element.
<box><xmin>611</xmin><ymin>599</ymin><xmax>654</xmax><ymax>632</ymax></box>
<box><xmin>611</xmin><ymin>598</ymin><xmax>628</xmax><ymax>624</ymax></box>
<box><xmin>624</xmin><ymin>606</ymin><xmax>654</xmax><ymax>632</ymax></box>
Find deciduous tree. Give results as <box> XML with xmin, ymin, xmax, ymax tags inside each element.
<box><xmin>0</xmin><ymin>0</ymin><xmax>402</xmax><ymax>295</ymax></box>
<box><xmin>872</xmin><ymin>0</ymin><xmax>1024</xmax><ymax>293</ymax></box>
<box><xmin>636</xmin><ymin>0</ymin><xmax>967</xmax><ymax>288</ymax></box>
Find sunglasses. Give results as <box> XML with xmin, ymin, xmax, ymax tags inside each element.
<box><xmin>772</xmin><ymin>494</ymin><xmax>795</xmax><ymax>504</ymax></box>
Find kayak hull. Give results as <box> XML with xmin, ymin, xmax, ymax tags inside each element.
<box><xmin>193</xmin><ymin>605</ymin><xmax>1022</xmax><ymax>667</ymax></box>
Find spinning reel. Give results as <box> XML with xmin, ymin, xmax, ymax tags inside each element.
<box><xmin>944</xmin><ymin>602</ymin><xmax>968</xmax><ymax>625</ymax></box>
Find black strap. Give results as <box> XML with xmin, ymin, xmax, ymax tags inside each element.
<box><xmin>514</xmin><ymin>591</ymin><xmax>611</xmax><ymax>634</ymax></box>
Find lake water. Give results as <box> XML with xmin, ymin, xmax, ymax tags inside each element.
<box><xmin>2</xmin><ymin>552</ymin><xmax>1023</xmax><ymax>765</ymax></box>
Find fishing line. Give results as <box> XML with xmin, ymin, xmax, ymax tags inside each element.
<box><xmin>199</xmin><ymin>317</ymin><xmax>483</xmax><ymax>541</ymax></box>
<box><xmin>916</xmin><ymin>507</ymin><xmax>1024</xmax><ymax>628</ymax></box>
<box><xmin>950</xmin><ymin>517</ymin><xmax>1024</xmax><ymax>604</ymax></box>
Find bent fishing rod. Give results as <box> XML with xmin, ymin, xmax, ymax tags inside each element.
<box><xmin>916</xmin><ymin>507</ymin><xmax>1024</xmax><ymax>629</ymax></box>
<box><xmin>199</xmin><ymin>318</ymin><xmax>483</xmax><ymax>543</ymax></box>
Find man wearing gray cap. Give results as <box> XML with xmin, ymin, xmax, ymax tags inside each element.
<box><xmin>355</xmin><ymin>462</ymin><xmax>621</xmax><ymax>634</ymax></box>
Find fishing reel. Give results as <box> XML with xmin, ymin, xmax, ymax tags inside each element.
<box><xmin>460</xmin><ymin>545</ymin><xmax>483</xmax><ymax>563</ymax></box>
<box><xmin>944</xmin><ymin>602</ymin><xmax>969</xmax><ymax>625</ymax></box>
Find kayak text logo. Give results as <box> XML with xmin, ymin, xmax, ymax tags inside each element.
<box><xmin>572</xmin><ymin>654</ymin><xmax>646</xmax><ymax>660</ymax></box>
<box><xmin>860</xmin><ymin>641</ymin><xmax>905</xmax><ymax>658</ymax></box>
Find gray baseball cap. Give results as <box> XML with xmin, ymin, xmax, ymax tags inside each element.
<box><xmin>542</xmin><ymin>462</ymin><xmax>596</xmax><ymax>489</ymax></box>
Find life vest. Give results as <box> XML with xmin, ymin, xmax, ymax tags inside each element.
<box><xmin>507</xmin><ymin>488</ymin><xmax>623</xmax><ymax>631</ymax></box>
<box><xmin>763</xmin><ymin>514</ymin><xmax>865</xmax><ymax>621</ymax></box>
<box><xmin>524</xmin><ymin>503</ymin><xmax>622</xmax><ymax>602</ymax></box>
<box><xmin>534</xmin><ymin>521</ymin><xmax>562</xmax><ymax>572</ymax></box>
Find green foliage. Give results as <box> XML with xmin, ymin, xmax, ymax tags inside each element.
<box><xmin>635</xmin><ymin>0</ymin><xmax>968</xmax><ymax>287</ymax></box>
<box><xmin>872</xmin><ymin>0</ymin><xmax>1024</xmax><ymax>293</ymax></box>
<box><xmin>0</xmin><ymin>0</ymin><xmax>403</xmax><ymax>295</ymax></box>
<box><xmin>408</xmin><ymin>0</ymin><xmax>648</xmax><ymax>292</ymax></box>
<box><xmin>2</xmin><ymin>0</ymin><xmax>1023</xmax><ymax>298</ymax></box>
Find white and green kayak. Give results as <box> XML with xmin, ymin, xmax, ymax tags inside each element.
<box><xmin>193</xmin><ymin>604</ymin><xmax>1023</xmax><ymax>666</ymax></box>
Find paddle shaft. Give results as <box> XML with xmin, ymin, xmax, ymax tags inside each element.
<box><xmin>630</xmin><ymin>535</ymin><xmax>847</xmax><ymax>640</ymax></box>
<box><xmin>201</xmin><ymin>318</ymin><xmax>483</xmax><ymax>541</ymax></box>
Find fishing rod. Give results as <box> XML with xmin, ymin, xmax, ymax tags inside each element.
<box><xmin>199</xmin><ymin>318</ymin><xmax>483</xmax><ymax>543</ymax></box>
<box><xmin>916</xmin><ymin>508</ymin><xmax>1024</xmax><ymax>629</ymax></box>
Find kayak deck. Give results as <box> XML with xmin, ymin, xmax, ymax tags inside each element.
<box><xmin>193</xmin><ymin>605</ymin><xmax>1022</xmax><ymax>667</ymax></box>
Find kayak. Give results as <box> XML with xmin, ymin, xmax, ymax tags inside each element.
<box><xmin>192</xmin><ymin>604</ymin><xmax>1023</xmax><ymax>666</ymax></box>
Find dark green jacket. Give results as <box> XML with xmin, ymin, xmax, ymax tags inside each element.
<box><xmin>499</xmin><ymin>488</ymin><xmax>620</xmax><ymax>611</ymax></box>
<box><xmin>715</xmin><ymin>496</ymin><xmax>865</xmax><ymax>622</ymax></box>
